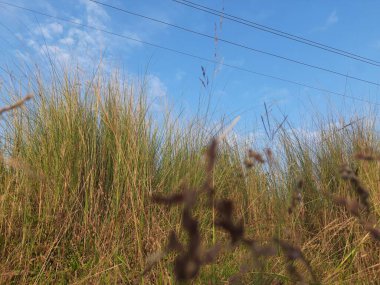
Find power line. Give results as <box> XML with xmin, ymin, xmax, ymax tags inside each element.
<box><xmin>88</xmin><ymin>0</ymin><xmax>380</xmax><ymax>88</ymax></box>
<box><xmin>173</xmin><ymin>0</ymin><xmax>380</xmax><ymax>68</ymax></box>
<box><xmin>0</xmin><ymin>1</ymin><xmax>379</xmax><ymax>106</ymax></box>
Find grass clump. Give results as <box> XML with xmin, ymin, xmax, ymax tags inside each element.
<box><xmin>0</xmin><ymin>69</ymin><xmax>380</xmax><ymax>284</ymax></box>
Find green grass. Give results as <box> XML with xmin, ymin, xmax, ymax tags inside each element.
<box><xmin>0</xmin><ymin>70</ymin><xmax>380</xmax><ymax>284</ymax></box>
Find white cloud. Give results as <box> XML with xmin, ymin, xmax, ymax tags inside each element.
<box><xmin>17</xmin><ymin>1</ymin><xmax>112</xmax><ymax>71</ymax></box>
<box><xmin>79</xmin><ymin>0</ymin><xmax>109</xmax><ymax>28</ymax></box>
<box><xmin>257</xmin><ymin>87</ymin><xmax>290</xmax><ymax>105</ymax></box>
<box><xmin>326</xmin><ymin>11</ymin><xmax>338</xmax><ymax>26</ymax></box>
<box><xmin>175</xmin><ymin>70</ymin><xmax>185</xmax><ymax>81</ymax></box>
<box><xmin>26</xmin><ymin>39</ymin><xmax>37</xmax><ymax>49</ymax></box>
<box><xmin>43</xmin><ymin>45</ymin><xmax>71</xmax><ymax>64</ymax></box>
<box><xmin>121</xmin><ymin>30</ymin><xmax>143</xmax><ymax>47</ymax></box>
<box><xmin>147</xmin><ymin>74</ymin><xmax>167</xmax><ymax>98</ymax></box>
<box><xmin>9</xmin><ymin>0</ymin><xmax>170</xmax><ymax>79</ymax></box>
<box><xmin>14</xmin><ymin>50</ymin><xmax>31</xmax><ymax>63</ymax></box>
<box><xmin>15</xmin><ymin>33</ymin><xmax>23</xmax><ymax>41</ymax></box>
<box><xmin>316</xmin><ymin>10</ymin><xmax>339</xmax><ymax>31</ymax></box>
<box><xmin>34</xmin><ymin>22</ymin><xmax>64</xmax><ymax>39</ymax></box>
<box><xmin>372</xmin><ymin>40</ymin><xmax>380</xmax><ymax>50</ymax></box>
<box><xmin>145</xmin><ymin>74</ymin><xmax>168</xmax><ymax>112</ymax></box>
<box><xmin>59</xmin><ymin>37</ymin><xmax>75</xmax><ymax>46</ymax></box>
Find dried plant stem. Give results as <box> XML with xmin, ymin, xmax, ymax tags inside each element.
<box><xmin>0</xmin><ymin>94</ymin><xmax>33</xmax><ymax>115</ymax></box>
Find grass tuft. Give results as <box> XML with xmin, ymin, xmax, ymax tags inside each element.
<box><xmin>0</xmin><ymin>70</ymin><xmax>379</xmax><ymax>284</ymax></box>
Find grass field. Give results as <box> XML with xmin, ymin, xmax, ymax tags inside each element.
<box><xmin>1</xmin><ymin>72</ymin><xmax>380</xmax><ymax>284</ymax></box>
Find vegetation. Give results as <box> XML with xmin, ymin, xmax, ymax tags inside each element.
<box><xmin>0</xmin><ymin>70</ymin><xmax>379</xmax><ymax>284</ymax></box>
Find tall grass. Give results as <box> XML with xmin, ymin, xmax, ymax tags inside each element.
<box><xmin>0</xmin><ymin>70</ymin><xmax>379</xmax><ymax>284</ymax></box>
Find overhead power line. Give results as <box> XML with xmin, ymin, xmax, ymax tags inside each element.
<box><xmin>88</xmin><ymin>0</ymin><xmax>380</xmax><ymax>88</ymax></box>
<box><xmin>173</xmin><ymin>0</ymin><xmax>380</xmax><ymax>67</ymax></box>
<box><xmin>0</xmin><ymin>1</ymin><xmax>378</xmax><ymax>106</ymax></box>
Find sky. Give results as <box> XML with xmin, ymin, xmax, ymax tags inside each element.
<box><xmin>0</xmin><ymin>0</ymin><xmax>380</xmax><ymax>141</ymax></box>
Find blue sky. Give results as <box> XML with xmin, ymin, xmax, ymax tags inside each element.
<box><xmin>0</xmin><ymin>0</ymin><xmax>380</xmax><ymax>139</ymax></box>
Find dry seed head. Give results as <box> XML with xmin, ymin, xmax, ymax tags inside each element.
<box><xmin>206</xmin><ymin>138</ymin><xmax>218</xmax><ymax>174</ymax></box>
<box><xmin>244</xmin><ymin>158</ymin><xmax>254</xmax><ymax>169</ymax></box>
<box><xmin>296</xmin><ymin>179</ymin><xmax>304</xmax><ymax>189</ymax></box>
<box><xmin>333</xmin><ymin>196</ymin><xmax>360</xmax><ymax>217</ymax></box>
<box><xmin>151</xmin><ymin>192</ymin><xmax>184</xmax><ymax>205</ymax></box>
<box><xmin>201</xmin><ymin>244</ymin><xmax>222</xmax><ymax>264</ymax></box>
<box><xmin>215</xmin><ymin>216</ymin><xmax>244</xmax><ymax>245</ymax></box>
<box><xmin>216</xmin><ymin>199</ymin><xmax>234</xmax><ymax>218</ymax></box>
<box><xmin>364</xmin><ymin>224</ymin><xmax>380</xmax><ymax>242</ymax></box>
<box><xmin>174</xmin><ymin>255</ymin><xmax>200</xmax><ymax>281</ymax></box>
<box><xmin>354</xmin><ymin>147</ymin><xmax>380</xmax><ymax>161</ymax></box>
<box><xmin>339</xmin><ymin>164</ymin><xmax>356</xmax><ymax>180</ymax></box>
<box><xmin>0</xmin><ymin>94</ymin><xmax>33</xmax><ymax>115</ymax></box>
<box><xmin>288</xmin><ymin>179</ymin><xmax>303</xmax><ymax>214</ymax></box>
<box><xmin>355</xmin><ymin>153</ymin><xmax>377</xmax><ymax>161</ymax></box>
<box><xmin>167</xmin><ymin>231</ymin><xmax>183</xmax><ymax>252</ymax></box>
<box><xmin>142</xmin><ymin>251</ymin><xmax>165</xmax><ymax>275</ymax></box>
<box><xmin>338</xmin><ymin>164</ymin><xmax>371</xmax><ymax>211</ymax></box>
<box><xmin>264</xmin><ymin>147</ymin><xmax>273</xmax><ymax>161</ymax></box>
<box><xmin>248</xmin><ymin>149</ymin><xmax>265</xmax><ymax>163</ymax></box>
<box><xmin>250</xmin><ymin>242</ymin><xmax>276</xmax><ymax>257</ymax></box>
<box><xmin>273</xmin><ymin>238</ymin><xmax>317</xmax><ymax>282</ymax></box>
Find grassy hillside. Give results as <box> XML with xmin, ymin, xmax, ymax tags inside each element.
<box><xmin>0</xmin><ymin>72</ymin><xmax>379</xmax><ymax>284</ymax></box>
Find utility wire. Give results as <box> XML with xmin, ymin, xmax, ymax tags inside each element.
<box><xmin>88</xmin><ymin>0</ymin><xmax>380</xmax><ymax>88</ymax></box>
<box><xmin>0</xmin><ymin>1</ymin><xmax>378</xmax><ymax>106</ymax></box>
<box><xmin>173</xmin><ymin>0</ymin><xmax>380</xmax><ymax>67</ymax></box>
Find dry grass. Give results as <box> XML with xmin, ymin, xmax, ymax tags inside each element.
<box><xmin>0</xmin><ymin>70</ymin><xmax>380</xmax><ymax>284</ymax></box>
